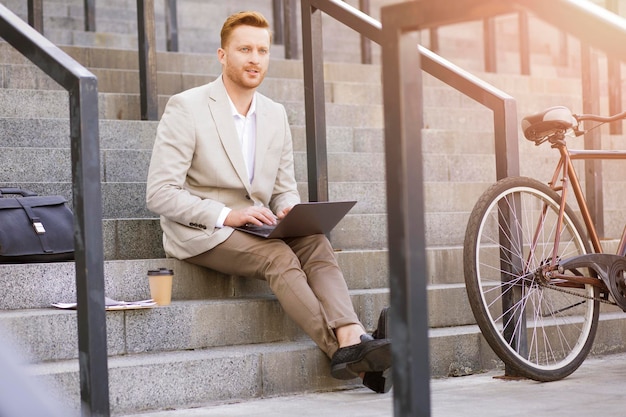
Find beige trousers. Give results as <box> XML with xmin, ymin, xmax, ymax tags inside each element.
<box><xmin>187</xmin><ymin>231</ymin><xmax>362</xmax><ymax>358</ymax></box>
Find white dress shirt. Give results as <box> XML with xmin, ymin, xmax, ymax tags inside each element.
<box><xmin>215</xmin><ymin>93</ymin><xmax>258</xmax><ymax>227</ymax></box>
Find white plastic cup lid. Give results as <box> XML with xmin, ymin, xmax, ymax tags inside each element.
<box><xmin>147</xmin><ymin>268</ymin><xmax>174</xmax><ymax>276</ymax></box>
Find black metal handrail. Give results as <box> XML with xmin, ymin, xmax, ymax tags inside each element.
<box><xmin>0</xmin><ymin>4</ymin><xmax>109</xmax><ymax>416</ymax></box>
<box><xmin>137</xmin><ymin>0</ymin><xmax>158</xmax><ymax>120</ymax></box>
<box><xmin>300</xmin><ymin>0</ymin><xmax>520</xmax><ymax>201</ymax></box>
<box><xmin>17</xmin><ymin>1</ymin><xmax>626</xmax><ymax>416</ymax></box>
<box><xmin>301</xmin><ymin>1</ymin><xmax>519</xmax><ymax>415</ymax></box>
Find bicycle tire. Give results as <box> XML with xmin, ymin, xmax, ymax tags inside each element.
<box><xmin>464</xmin><ymin>176</ymin><xmax>599</xmax><ymax>381</ymax></box>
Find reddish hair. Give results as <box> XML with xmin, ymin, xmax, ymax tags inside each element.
<box><xmin>220</xmin><ymin>11</ymin><xmax>272</xmax><ymax>48</ymax></box>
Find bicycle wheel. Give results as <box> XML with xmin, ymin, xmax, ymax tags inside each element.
<box><xmin>464</xmin><ymin>176</ymin><xmax>599</xmax><ymax>381</ymax></box>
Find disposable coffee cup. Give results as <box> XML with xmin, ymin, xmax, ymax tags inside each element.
<box><xmin>147</xmin><ymin>268</ymin><xmax>174</xmax><ymax>306</ymax></box>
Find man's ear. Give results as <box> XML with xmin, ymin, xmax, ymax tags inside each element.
<box><xmin>217</xmin><ymin>48</ymin><xmax>225</xmax><ymax>64</ymax></box>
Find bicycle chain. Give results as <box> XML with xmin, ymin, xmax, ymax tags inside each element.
<box><xmin>538</xmin><ymin>280</ymin><xmax>616</xmax><ymax>306</ymax></box>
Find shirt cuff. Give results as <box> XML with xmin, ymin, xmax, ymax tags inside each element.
<box><xmin>215</xmin><ymin>207</ymin><xmax>231</xmax><ymax>228</ymax></box>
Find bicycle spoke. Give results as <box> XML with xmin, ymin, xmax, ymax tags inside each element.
<box><xmin>465</xmin><ymin>177</ymin><xmax>598</xmax><ymax>381</ymax></box>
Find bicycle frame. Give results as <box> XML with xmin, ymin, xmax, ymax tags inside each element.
<box><xmin>540</xmin><ymin>138</ymin><xmax>626</xmax><ymax>297</ymax></box>
<box><xmin>550</xmin><ymin>143</ymin><xmax>626</xmax><ymax>254</ymax></box>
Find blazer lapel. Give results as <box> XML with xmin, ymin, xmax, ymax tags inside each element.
<box><xmin>207</xmin><ymin>78</ymin><xmax>251</xmax><ymax>191</ymax></box>
<box><xmin>252</xmin><ymin>98</ymin><xmax>271</xmax><ymax>190</ymax></box>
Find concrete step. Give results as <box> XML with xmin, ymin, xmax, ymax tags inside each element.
<box><xmin>20</xmin><ymin>310</ymin><xmax>626</xmax><ymax>415</ymax></box>
<box><xmin>0</xmin><ymin>178</ymin><xmax>493</xmax><ymax>251</ymax></box>
<box><xmin>0</xmin><ymin>41</ymin><xmax>381</xmax><ymax>85</ymax></box>
<box><xmin>0</xmin><ymin>238</ymin><xmax>547</xmax><ymax>308</ymax></box>
<box><xmin>2</xmin><ymin>212</ymin><xmax>388</xmax><ymax>258</ymax></box>
<box><xmin>0</xmin><ymin>179</ymin><xmax>385</xmax><ymax>216</ymax></box>
<box><xmin>0</xmin><ymin>252</ymin><xmax>389</xmax><ymax>310</ymax></box>
<box><xmin>0</xmin><ymin>117</ymin><xmax>157</xmax><ymax>149</ymax></box>
<box><xmin>0</xmin><ymin>244</ymin><xmax>473</xmax><ymax>311</ymax></box>
<box><xmin>0</xmin><ymin>40</ymin><xmax>591</xmax><ymax>101</ymax></box>
<box><xmin>29</xmin><ymin>341</ymin><xmax>359</xmax><ymax>415</ymax></box>
<box><xmin>0</xmin><ymin>86</ymin><xmax>384</xmax><ymax>124</ymax></box>
<box><xmin>429</xmin><ymin>311</ymin><xmax>626</xmax><ymax>377</ymax></box>
<box><xmin>1</xmin><ymin>282</ymin><xmax>478</xmax><ymax>362</ymax></box>
<box><xmin>8</xmin><ymin>58</ymin><xmax>591</xmax><ymax>116</ymax></box>
<box><xmin>1</xmin><ymin>289</ymin><xmax>389</xmax><ymax>363</ymax></box>
<box><xmin>6</xmin><ymin>86</ymin><xmax>581</xmax><ymax>139</ymax></box>
<box><xmin>1</xmin><ymin>63</ymin><xmax>384</xmax><ymax>105</ymax></box>
<box><xmin>5</xmin><ymin>176</ymin><xmax>626</xmax><ymax>251</ymax></box>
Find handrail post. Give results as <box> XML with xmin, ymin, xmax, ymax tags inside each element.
<box><xmin>518</xmin><ymin>12</ymin><xmax>530</xmax><ymax>75</ymax></box>
<box><xmin>284</xmin><ymin>0</ymin><xmax>299</xmax><ymax>59</ymax></box>
<box><xmin>429</xmin><ymin>27</ymin><xmax>439</xmax><ymax>52</ymax></box>
<box><xmin>608</xmin><ymin>56</ymin><xmax>622</xmax><ymax>134</ymax></box>
<box><xmin>606</xmin><ymin>0</ymin><xmax>622</xmax><ymax>134</ymax></box>
<box><xmin>0</xmin><ymin>4</ymin><xmax>109</xmax><ymax>415</ymax></box>
<box><xmin>70</xmin><ymin>76</ymin><xmax>110</xmax><ymax>417</ymax></box>
<box><xmin>84</xmin><ymin>0</ymin><xmax>95</xmax><ymax>32</ymax></box>
<box><xmin>493</xmin><ymin>99</ymin><xmax>520</xmax><ymax>180</ymax></box>
<box><xmin>359</xmin><ymin>0</ymin><xmax>372</xmax><ymax>64</ymax></box>
<box><xmin>493</xmin><ymin>98</ymin><xmax>526</xmax><ymax>377</ymax></box>
<box><xmin>381</xmin><ymin>3</ymin><xmax>431</xmax><ymax>416</ymax></box>
<box><xmin>483</xmin><ymin>17</ymin><xmax>496</xmax><ymax>72</ymax></box>
<box><xmin>301</xmin><ymin>1</ymin><xmax>328</xmax><ymax>202</ymax></box>
<box><xmin>137</xmin><ymin>0</ymin><xmax>158</xmax><ymax>120</ymax></box>
<box><xmin>273</xmin><ymin>0</ymin><xmax>284</xmax><ymax>45</ymax></box>
<box><xmin>27</xmin><ymin>0</ymin><xmax>43</xmax><ymax>33</ymax></box>
<box><xmin>165</xmin><ymin>0</ymin><xmax>179</xmax><ymax>52</ymax></box>
<box><xmin>581</xmin><ymin>44</ymin><xmax>604</xmax><ymax>237</ymax></box>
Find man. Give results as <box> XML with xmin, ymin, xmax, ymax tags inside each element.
<box><xmin>146</xmin><ymin>11</ymin><xmax>391</xmax><ymax>392</ymax></box>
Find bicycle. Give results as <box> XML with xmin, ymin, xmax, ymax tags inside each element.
<box><xmin>463</xmin><ymin>105</ymin><xmax>626</xmax><ymax>382</ymax></box>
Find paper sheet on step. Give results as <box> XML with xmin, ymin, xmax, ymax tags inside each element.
<box><xmin>52</xmin><ymin>296</ymin><xmax>156</xmax><ymax>310</ymax></box>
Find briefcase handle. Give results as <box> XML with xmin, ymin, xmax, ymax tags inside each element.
<box><xmin>0</xmin><ymin>187</ymin><xmax>38</xmax><ymax>197</ymax></box>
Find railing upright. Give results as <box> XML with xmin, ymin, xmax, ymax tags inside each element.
<box><xmin>379</xmin><ymin>4</ymin><xmax>430</xmax><ymax>415</ymax></box>
<box><xmin>137</xmin><ymin>0</ymin><xmax>158</xmax><ymax>121</ymax></box>
<box><xmin>165</xmin><ymin>0</ymin><xmax>179</xmax><ymax>52</ymax></box>
<box><xmin>518</xmin><ymin>12</ymin><xmax>530</xmax><ymax>75</ymax></box>
<box><xmin>0</xmin><ymin>4</ymin><xmax>109</xmax><ymax>416</ymax></box>
<box><xmin>483</xmin><ymin>17</ymin><xmax>496</xmax><ymax>72</ymax></box>
<box><xmin>581</xmin><ymin>45</ymin><xmax>604</xmax><ymax>237</ymax></box>
<box><xmin>300</xmin><ymin>1</ymin><xmax>521</xmax><ymax>415</ymax></box>
<box><xmin>358</xmin><ymin>0</ymin><xmax>372</xmax><ymax>64</ymax></box>
<box><xmin>27</xmin><ymin>0</ymin><xmax>43</xmax><ymax>33</ymax></box>
<box><xmin>301</xmin><ymin>1</ymin><xmax>328</xmax><ymax>202</ymax></box>
<box><xmin>607</xmin><ymin>0</ymin><xmax>622</xmax><ymax>134</ymax></box>
<box><xmin>284</xmin><ymin>0</ymin><xmax>299</xmax><ymax>59</ymax></box>
<box><xmin>84</xmin><ymin>0</ymin><xmax>95</xmax><ymax>32</ymax></box>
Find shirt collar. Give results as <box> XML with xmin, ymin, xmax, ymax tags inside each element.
<box><xmin>227</xmin><ymin>93</ymin><xmax>257</xmax><ymax>118</ymax></box>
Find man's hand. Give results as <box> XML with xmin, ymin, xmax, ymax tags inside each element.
<box><xmin>224</xmin><ymin>206</ymin><xmax>277</xmax><ymax>227</ymax></box>
<box><xmin>276</xmin><ymin>206</ymin><xmax>293</xmax><ymax>220</ymax></box>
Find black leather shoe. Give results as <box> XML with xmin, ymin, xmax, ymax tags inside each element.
<box><xmin>372</xmin><ymin>306</ymin><xmax>389</xmax><ymax>340</ymax></box>
<box><xmin>330</xmin><ymin>334</ymin><xmax>392</xmax><ymax>380</ymax></box>
<box><xmin>364</xmin><ymin>307</ymin><xmax>393</xmax><ymax>393</ymax></box>
<box><xmin>363</xmin><ymin>368</ymin><xmax>392</xmax><ymax>393</ymax></box>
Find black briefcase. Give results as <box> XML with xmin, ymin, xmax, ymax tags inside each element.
<box><xmin>0</xmin><ymin>187</ymin><xmax>75</xmax><ymax>263</ymax></box>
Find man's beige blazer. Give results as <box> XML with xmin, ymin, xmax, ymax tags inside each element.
<box><xmin>146</xmin><ymin>76</ymin><xmax>300</xmax><ymax>259</ymax></box>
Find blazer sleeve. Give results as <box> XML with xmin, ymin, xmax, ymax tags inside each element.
<box><xmin>146</xmin><ymin>93</ymin><xmax>224</xmax><ymax>230</ymax></box>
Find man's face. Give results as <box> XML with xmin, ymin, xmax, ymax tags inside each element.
<box><xmin>218</xmin><ymin>25</ymin><xmax>270</xmax><ymax>91</ymax></box>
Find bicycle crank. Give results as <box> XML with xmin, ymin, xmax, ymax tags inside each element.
<box><xmin>559</xmin><ymin>253</ymin><xmax>626</xmax><ymax>311</ymax></box>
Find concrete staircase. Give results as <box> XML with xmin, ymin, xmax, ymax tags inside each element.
<box><xmin>2</xmin><ymin>0</ymin><xmax>626</xmax><ymax>415</ymax></box>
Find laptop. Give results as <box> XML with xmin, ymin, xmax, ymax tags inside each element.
<box><xmin>234</xmin><ymin>200</ymin><xmax>356</xmax><ymax>239</ymax></box>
